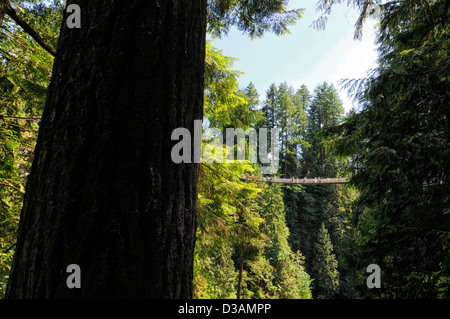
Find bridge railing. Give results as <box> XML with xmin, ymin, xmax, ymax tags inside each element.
<box><xmin>240</xmin><ymin>176</ymin><xmax>349</xmax><ymax>184</ymax></box>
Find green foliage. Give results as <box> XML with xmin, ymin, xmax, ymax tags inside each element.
<box><xmin>312</xmin><ymin>0</ymin><xmax>381</xmax><ymax>40</ymax></box>
<box><xmin>193</xmin><ymin>149</ymin><xmax>264</xmax><ymax>299</ymax></box>
<box><xmin>327</xmin><ymin>0</ymin><xmax>450</xmax><ymax>298</ymax></box>
<box><xmin>0</xmin><ymin>0</ymin><xmax>63</xmax><ymax>298</ymax></box>
<box><xmin>258</xmin><ymin>82</ymin><xmax>308</xmax><ymax>177</ymax></box>
<box><xmin>5</xmin><ymin>0</ymin><xmax>446</xmax><ymax>301</ymax></box>
<box><xmin>204</xmin><ymin>42</ymin><xmax>247</xmax><ymax>128</ymax></box>
<box><xmin>194</xmin><ymin>131</ymin><xmax>312</xmax><ymax>299</ymax></box>
<box><xmin>282</xmin><ymin>82</ymin><xmax>359</xmax><ymax>299</ymax></box>
<box><xmin>242</xmin><ymin>79</ymin><xmax>359</xmax><ymax>299</ymax></box>
<box><xmin>194</xmin><ymin>221</ymin><xmax>238</xmax><ymax>299</ymax></box>
<box><xmin>256</xmin><ymin>183</ymin><xmax>312</xmax><ymax>299</ymax></box>
<box><xmin>311</xmin><ymin>223</ymin><xmax>339</xmax><ymax>298</ymax></box>
<box><xmin>1</xmin><ymin>1</ymin><xmax>311</xmax><ymax>299</ymax></box>
<box><xmin>195</xmin><ymin>44</ymin><xmax>312</xmax><ymax>299</ymax></box>
<box><xmin>207</xmin><ymin>0</ymin><xmax>304</xmax><ymax>39</ymax></box>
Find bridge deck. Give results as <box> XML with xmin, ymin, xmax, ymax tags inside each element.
<box><xmin>240</xmin><ymin>176</ymin><xmax>348</xmax><ymax>185</ymax></box>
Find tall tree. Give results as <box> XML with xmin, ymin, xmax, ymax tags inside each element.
<box><xmin>327</xmin><ymin>0</ymin><xmax>450</xmax><ymax>298</ymax></box>
<box><xmin>6</xmin><ymin>0</ymin><xmax>303</xmax><ymax>298</ymax></box>
<box><xmin>275</xmin><ymin>82</ymin><xmax>294</xmax><ymax>177</ymax></box>
<box><xmin>292</xmin><ymin>82</ymin><xmax>348</xmax><ymax>297</ymax></box>
<box><xmin>258</xmin><ymin>82</ymin><xmax>308</xmax><ymax>178</ymax></box>
<box><xmin>193</xmin><ymin>156</ymin><xmax>261</xmax><ymax>299</ymax></box>
<box><xmin>256</xmin><ymin>183</ymin><xmax>312</xmax><ymax>299</ymax></box>
<box><xmin>244</xmin><ymin>82</ymin><xmax>260</xmax><ymax>111</ymax></box>
<box><xmin>305</xmin><ymin>82</ymin><xmax>343</xmax><ymax>171</ymax></box>
<box><xmin>311</xmin><ymin>223</ymin><xmax>339</xmax><ymax>298</ymax></box>
<box><xmin>204</xmin><ymin>41</ymin><xmax>246</xmax><ymax>128</ymax></box>
<box><xmin>260</xmin><ymin>83</ymin><xmax>278</xmax><ymax>130</ymax></box>
<box><xmin>275</xmin><ymin>84</ymin><xmax>308</xmax><ymax>258</ymax></box>
<box><xmin>7</xmin><ymin>0</ymin><xmax>207</xmax><ymax>299</ymax></box>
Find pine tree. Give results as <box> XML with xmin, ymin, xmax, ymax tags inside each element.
<box><xmin>311</xmin><ymin>223</ymin><xmax>339</xmax><ymax>299</ymax></box>
<box><xmin>257</xmin><ymin>183</ymin><xmax>312</xmax><ymax>299</ymax></box>
<box><xmin>204</xmin><ymin>42</ymin><xmax>246</xmax><ymax>128</ymax></box>
<box><xmin>193</xmin><ymin>228</ymin><xmax>238</xmax><ymax>299</ymax></box>
<box><xmin>296</xmin><ymin>85</ymin><xmax>311</xmax><ymax>109</ymax></box>
<box><xmin>282</xmin><ymin>85</ymin><xmax>309</xmax><ymax>253</ymax></box>
<box><xmin>327</xmin><ymin>0</ymin><xmax>450</xmax><ymax>298</ymax></box>
<box><xmin>275</xmin><ymin>82</ymin><xmax>297</xmax><ymax>177</ymax></box>
<box><xmin>304</xmin><ymin>82</ymin><xmax>343</xmax><ymax>172</ymax></box>
<box><xmin>292</xmin><ymin>82</ymin><xmax>353</xmax><ymax>298</ymax></box>
<box><xmin>245</xmin><ymin>82</ymin><xmax>260</xmax><ymax>111</ymax></box>
<box><xmin>261</xmin><ymin>83</ymin><xmax>278</xmax><ymax>130</ymax></box>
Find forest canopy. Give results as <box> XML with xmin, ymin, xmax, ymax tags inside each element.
<box><xmin>0</xmin><ymin>0</ymin><xmax>449</xmax><ymax>299</ymax></box>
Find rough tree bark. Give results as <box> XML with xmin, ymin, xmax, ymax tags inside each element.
<box><xmin>6</xmin><ymin>0</ymin><xmax>206</xmax><ymax>298</ymax></box>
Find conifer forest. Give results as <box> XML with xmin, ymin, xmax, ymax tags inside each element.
<box><xmin>0</xmin><ymin>0</ymin><xmax>448</xmax><ymax>301</ymax></box>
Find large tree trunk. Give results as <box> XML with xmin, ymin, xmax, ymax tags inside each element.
<box><xmin>6</xmin><ymin>0</ymin><xmax>206</xmax><ymax>298</ymax></box>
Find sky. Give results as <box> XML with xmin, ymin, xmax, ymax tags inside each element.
<box><xmin>209</xmin><ymin>0</ymin><xmax>380</xmax><ymax>114</ymax></box>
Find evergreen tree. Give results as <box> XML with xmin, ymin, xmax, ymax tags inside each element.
<box><xmin>327</xmin><ymin>0</ymin><xmax>450</xmax><ymax>298</ymax></box>
<box><xmin>261</xmin><ymin>83</ymin><xmax>278</xmax><ymax>130</ymax></box>
<box><xmin>291</xmin><ymin>86</ymin><xmax>309</xmax><ymax>160</ymax></box>
<box><xmin>244</xmin><ymin>82</ymin><xmax>260</xmax><ymax>111</ymax></box>
<box><xmin>194</xmin><ymin>233</ymin><xmax>237</xmax><ymax>299</ymax></box>
<box><xmin>296</xmin><ymin>85</ymin><xmax>311</xmax><ymax>110</ymax></box>
<box><xmin>311</xmin><ymin>223</ymin><xmax>339</xmax><ymax>298</ymax></box>
<box><xmin>7</xmin><ymin>0</ymin><xmax>208</xmax><ymax>299</ymax></box>
<box><xmin>207</xmin><ymin>0</ymin><xmax>304</xmax><ymax>39</ymax></box>
<box><xmin>304</xmin><ymin>82</ymin><xmax>344</xmax><ymax>174</ymax></box>
<box><xmin>204</xmin><ymin>42</ymin><xmax>247</xmax><ymax>128</ymax></box>
<box><xmin>292</xmin><ymin>82</ymin><xmax>351</xmax><ymax>298</ymax></box>
<box><xmin>277</xmin><ymin>82</ymin><xmax>305</xmax><ymax>178</ymax></box>
<box><xmin>256</xmin><ymin>183</ymin><xmax>312</xmax><ymax>299</ymax></box>
<box><xmin>194</xmin><ymin>42</ymin><xmax>313</xmax><ymax>299</ymax></box>
<box><xmin>282</xmin><ymin>85</ymin><xmax>310</xmax><ymax>252</ymax></box>
<box><xmin>193</xmin><ymin>142</ymin><xmax>264</xmax><ymax>299</ymax></box>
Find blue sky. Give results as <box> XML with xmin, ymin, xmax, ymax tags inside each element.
<box><xmin>209</xmin><ymin>0</ymin><xmax>379</xmax><ymax>113</ymax></box>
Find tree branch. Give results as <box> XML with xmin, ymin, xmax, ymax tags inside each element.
<box><xmin>3</xmin><ymin>242</ymin><xmax>16</xmax><ymax>253</ymax></box>
<box><xmin>0</xmin><ymin>180</ymin><xmax>24</xmax><ymax>193</ymax></box>
<box><xmin>0</xmin><ymin>115</ymin><xmax>41</xmax><ymax>121</ymax></box>
<box><xmin>0</xmin><ymin>0</ymin><xmax>56</xmax><ymax>56</ymax></box>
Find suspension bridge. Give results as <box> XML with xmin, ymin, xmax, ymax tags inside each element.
<box><xmin>240</xmin><ymin>175</ymin><xmax>349</xmax><ymax>185</ymax></box>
